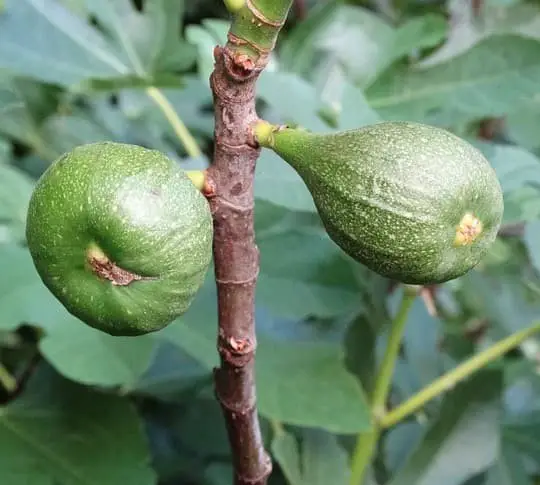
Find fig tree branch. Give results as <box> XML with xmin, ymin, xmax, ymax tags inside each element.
<box><xmin>207</xmin><ymin>1</ymin><xmax>293</xmax><ymax>484</ymax></box>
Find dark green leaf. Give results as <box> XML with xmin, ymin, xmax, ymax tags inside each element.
<box><xmin>418</xmin><ymin>3</ymin><xmax>540</xmax><ymax>69</ymax></box>
<box><xmin>162</xmin><ymin>280</ymin><xmax>371</xmax><ymax>433</ymax></box>
<box><xmin>76</xmin><ymin>72</ymin><xmax>186</xmax><ymax>93</ymax></box>
<box><xmin>390</xmin><ymin>14</ymin><xmax>448</xmax><ymax>63</ymax></box>
<box><xmin>0</xmin><ymin>75</ymin><xmax>60</xmax><ymax>156</ymax></box>
<box><xmin>476</xmin><ymin>142</ymin><xmax>540</xmax><ymax>194</ymax></box>
<box><xmin>457</xmin><ymin>272</ymin><xmax>540</xmax><ymax>339</ymax></box>
<box><xmin>292</xmin><ymin>5</ymin><xmax>395</xmax><ymax>87</ymax></box>
<box><xmin>0</xmin><ymin>164</ymin><xmax>34</xmax><ymax>243</ymax></box>
<box><xmin>384</xmin><ymin>422</ymin><xmax>424</xmax><ymax>474</ymax></box>
<box><xmin>257</xmin><ymin>226</ymin><xmax>362</xmax><ymax>319</ymax></box>
<box><xmin>254</xmin><ymin>149</ymin><xmax>317</xmax><ymax>213</ymax></box>
<box><xmin>485</xmin><ymin>443</ymin><xmax>533</xmax><ymax>485</ymax></box>
<box><xmin>0</xmin><ymin>363</ymin><xmax>157</xmax><ymax>485</ymax></box>
<box><xmin>503</xmin><ymin>411</ymin><xmax>540</xmax><ymax>463</ymax></box>
<box><xmin>268</xmin><ymin>427</ymin><xmax>350</xmax><ymax>485</ymax></box>
<box><xmin>204</xmin><ymin>463</ymin><xmax>235</xmax><ymax>485</ymax></box>
<box><xmin>0</xmin><ymin>245</ymin><xmax>156</xmax><ymax>387</ymax></box>
<box><xmin>524</xmin><ymin>221</ymin><xmax>540</xmax><ymax>274</ymax></box>
<box><xmin>506</xmin><ymin>101</ymin><xmax>540</xmax><ymax>151</ymax></box>
<box><xmin>389</xmin><ymin>370</ymin><xmax>503</xmax><ymax>485</ymax></box>
<box><xmin>399</xmin><ymin>295</ymin><xmax>448</xmax><ymax>395</ymax></box>
<box><xmin>0</xmin><ymin>0</ymin><xmax>194</xmax><ymax>87</ymax></box>
<box><xmin>0</xmin><ymin>0</ymin><xmax>125</xmax><ymax>85</ymax></box>
<box><xmin>300</xmin><ymin>428</ymin><xmax>349</xmax><ymax>485</ymax></box>
<box><xmin>279</xmin><ymin>2</ymin><xmax>340</xmax><ymax>78</ymax></box>
<box><xmin>82</xmin><ymin>0</ymin><xmax>195</xmax><ymax>74</ymax></box>
<box><xmin>186</xmin><ymin>19</ymin><xmax>230</xmax><ymax>83</ymax></box>
<box><xmin>0</xmin><ymin>245</ymin><xmax>69</xmax><ymax>332</ymax></box>
<box><xmin>367</xmin><ymin>35</ymin><xmax>540</xmax><ymax>125</ymax></box>
<box><xmin>256</xmin><ymin>339</ymin><xmax>371</xmax><ymax>433</ymax></box>
<box><xmin>40</xmin><ymin>323</ymin><xmax>157</xmax><ymax>388</ymax></box>
<box><xmin>272</xmin><ymin>430</ymin><xmax>303</xmax><ymax>485</ymax></box>
<box><xmin>257</xmin><ymin>71</ymin><xmax>329</xmax><ymax>132</ymax></box>
<box><xmin>343</xmin><ymin>266</ymin><xmax>389</xmax><ymax>395</ymax></box>
<box><xmin>337</xmin><ymin>82</ymin><xmax>381</xmax><ymax>130</ymax></box>
<box><xmin>167</xmin><ymin>395</ymin><xmax>232</xmax><ymax>459</ymax></box>
<box><xmin>0</xmin><ymin>136</ymin><xmax>10</xmax><ymax>163</ymax></box>
<box><xmin>133</xmin><ymin>340</ymin><xmax>211</xmax><ymax>401</ymax></box>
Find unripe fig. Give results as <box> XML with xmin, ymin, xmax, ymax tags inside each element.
<box><xmin>254</xmin><ymin>121</ymin><xmax>504</xmax><ymax>285</ymax></box>
<box><xmin>26</xmin><ymin>142</ymin><xmax>213</xmax><ymax>336</ymax></box>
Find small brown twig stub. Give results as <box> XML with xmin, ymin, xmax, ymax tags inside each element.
<box><xmin>208</xmin><ymin>45</ymin><xmax>272</xmax><ymax>485</ymax></box>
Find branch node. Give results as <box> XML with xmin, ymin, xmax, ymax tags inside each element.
<box><xmin>215</xmin><ymin>140</ymin><xmax>257</xmax><ymax>152</ymax></box>
<box><xmin>218</xmin><ymin>340</ymin><xmax>254</xmax><ymax>368</ymax></box>
<box><xmin>223</xmin><ymin>40</ymin><xmax>268</xmax><ymax>78</ymax></box>
<box><xmin>215</xmin><ymin>272</ymin><xmax>258</xmax><ymax>286</ymax></box>
<box><xmin>229</xmin><ymin>336</ymin><xmax>253</xmax><ymax>354</ymax></box>
<box><xmin>203</xmin><ymin>173</ymin><xmax>217</xmax><ymax>198</ymax></box>
<box><xmin>236</xmin><ymin>458</ymin><xmax>273</xmax><ymax>485</ymax></box>
<box><xmin>246</xmin><ymin>0</ymin><xmax>287</xmax><ymax>27</ymax></box>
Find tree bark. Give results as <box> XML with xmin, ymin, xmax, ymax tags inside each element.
<box><xmin>207</xmin><ymin>2</ymin><xmax>293</xmax><ymax>484</ymax></box>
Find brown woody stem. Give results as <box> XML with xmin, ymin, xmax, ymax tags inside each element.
<box><xmin>208</xmin><ymin>2</ymin><xmax>293</xmax><ymax>484</ymax></box>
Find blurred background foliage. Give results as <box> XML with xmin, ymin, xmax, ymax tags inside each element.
<box><xmin>1</xmin><ymin>0</ymin><xmax>540</xmax><ymax>484</ymax></box>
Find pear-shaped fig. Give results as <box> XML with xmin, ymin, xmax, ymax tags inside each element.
<box><xmin>254</xmin><ymin>120</ymin><xmax>504</xmax><ymax>285</ymax></box>
<box><xmin>26</xmin><ymin>142</ymin><xmax>213</xmax><ymax>336</ymax></box>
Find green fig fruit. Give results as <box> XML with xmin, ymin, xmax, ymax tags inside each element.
<box><xmin>26</xmin><ymin>142</ymin><xmax>213</xmax><ymax>336</ymax></box>
<box><xmin>254</xmin><ymin>120</ymin><xmax>504</xmax><ymax>285</ymax></box>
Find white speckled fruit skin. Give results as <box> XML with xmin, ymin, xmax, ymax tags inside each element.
<box><xmin>26</xmin><ymin>142</ymin><xmax>213</xmax><ymax>336</ymax></box>
<box><xmin>262</xmin><ymin>121</ymin><xmax>504</xmax><ymax>284</ymax></box>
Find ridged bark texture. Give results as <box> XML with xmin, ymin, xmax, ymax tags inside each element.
<box><xmin>207</xmin><ymin>1</ymin><xmax>293</xmax><ymax>484</ymax></box>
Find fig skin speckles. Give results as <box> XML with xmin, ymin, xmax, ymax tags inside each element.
<box><xmin>256</xmin><ymin>121</ymin><xmax>504</xmax><ymax>285</ymax></box>
<box><xmin>26</xmin><ymin>142</ymin><xmax>213</xmax><ymax>336</ymax></box>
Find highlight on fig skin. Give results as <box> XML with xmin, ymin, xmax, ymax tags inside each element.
<box><xmin>25</xmin><ymin>141</ymin><xmax>214</xmax><ymax>337</ymax></box>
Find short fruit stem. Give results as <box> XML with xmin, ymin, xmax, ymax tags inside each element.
<box><xmin>186</xmin><ymin>170</ymin><xmax>206</xmax><ymax>191</ymax></box>
<box><xmin>252</xmin><ymin>120</ymin><xmax>279</xmax><ymax>148</ymax></box>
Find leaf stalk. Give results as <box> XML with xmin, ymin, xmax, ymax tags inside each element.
<box><xmin>145</xmin><ymin>86</ymin><xmax>201</xmax><ymax>158</ymax></box>
<box><xmin>381</xmin><ymin>320</ymin><xmax>540</xmax><ymax>428</ymax></box>
<box><xmin>349</xmin><ymin>286</ymin><xmax>417</xmax><ymax>485</ymax></box>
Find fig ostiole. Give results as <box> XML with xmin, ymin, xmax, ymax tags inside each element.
<box><xmin>26</xmin><ymin>142</ymin><xmax>213</xmax><ymax>336</ymax></box>
<box><xmin>253</xmin><ymin>119</ymin><xmax>504</xmax><ymax>285</ymax></box>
